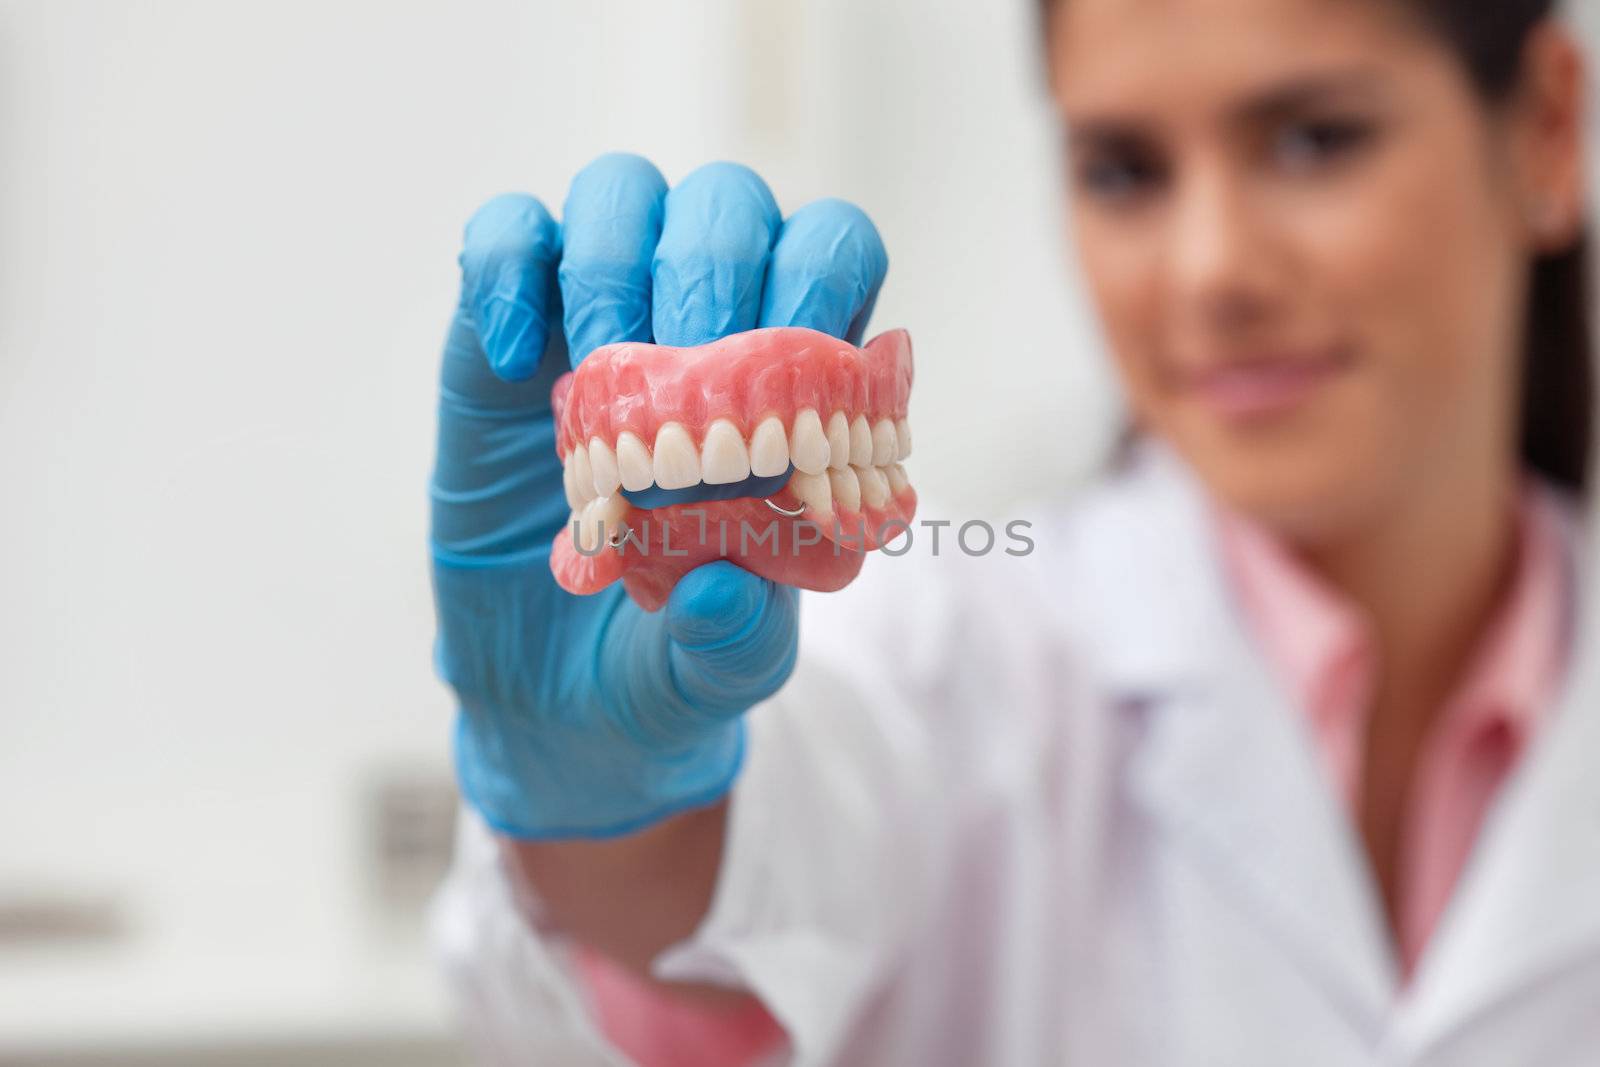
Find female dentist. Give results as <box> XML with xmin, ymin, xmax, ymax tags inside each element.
<box><xmin>426</xmin><ymin>0</ymin><xmax>1599</xmax><ymax>1063</ymax></box>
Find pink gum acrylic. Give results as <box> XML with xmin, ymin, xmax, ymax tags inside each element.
<box><xmin>553</xmin><ymin>327</ymin><xmax>913</xmax><ymax>459</ymax></box>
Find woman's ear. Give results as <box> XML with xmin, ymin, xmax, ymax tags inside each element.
<box><xmin>1509</xmin><ymin>18</ymin><xmax>1588</xmax><ymax>254</ymax></box>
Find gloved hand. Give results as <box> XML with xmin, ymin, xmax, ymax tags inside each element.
<box><xmin>430</xmin><ymin>154</ymin><xmax>889</xmax><ymax>838</ymax></box>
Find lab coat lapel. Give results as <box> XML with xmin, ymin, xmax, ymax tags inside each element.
<box><xmin>1400</xmin><ymin>496</ymin><xmax>1600</xmax><ymax>1052</ymax></box>
<box><xmin>1125</xmin><ymin>663</ymin><xmax>1401</xmax><ymax>1027</ymax></box>
<box><xmin>1089</xmin><ymin>442</ymin><xmax>1399</xmax><ymax>1027</ymax></box>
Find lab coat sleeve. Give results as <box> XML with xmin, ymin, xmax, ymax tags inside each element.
<box><xmin>647</xmin><ymin>593</ymin><xmax>954</xmax><ymax>1061</ymax></box>
<box><xmin>428</xmin><ymin>539</ymin><xmax>1040</xmax><ymax>1065</ymax></box>
<box><xmin>429</xmin><ymin>804</ymin><xmax>634</xmax><ymax>1066</ymax></box>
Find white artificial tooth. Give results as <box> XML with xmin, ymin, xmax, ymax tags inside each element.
<box><xmin>750</xmin><ymin>416</ymin><xmax>790</xmax><ymax>478</ymax></box>
<box><xmin>652</xmin><ymin>422</ymin><xmax>701</xmax><ymax>490</ymax></box>
<box><xmin>563</xmin><ymin>458</ymin><xmax>583</xmax><ymax>510</ymax></box>
<box><xmin>856</xmin><ymin>464</ymin><xmax>890</xmax><ymax>509</ymax></box>
<box><xmin>575</xmin><ymin>501</ymin><xmax>601</xmax><ymax>554</ymax></box>
<box><xmin>700</xmin><ymin>419</ymin><xmax>751</xmax><ymax>484</ymax></box>
<box><xmin>571</xmin><ymin>444</ymin><xmax>596</xmax><ymax>502</ymax></box>
<box><xmin>788</xmin><ymin>470</ymin><xmax>833</xmax><ymax>515</ymax></box>
<box><xmin>616</xmin><ymin>432</ymin><xmax>654</xmax><ymax>493</ymax></box>
<box><xmin>887</xmin><ymin>462</ymin><xmax>911</xmax><ymax>495</ymax></box>
<box><xmin>894</xmin><ymin>418</ymin><xmax>912</xmax><ymax>460</ymax></box>
<box><xmin>788</xmin><ymin>409</ymin><xmax>830</xmax><ymax>475</ymax></box>
<box><xmin>827</xmin><ymin>465</ymin><xmax>861</xmax><ymax>512</ymax></box>
<box><xmin>590</xmin><ymin>492</ymin><xmax>630</xmax><ymax>545</ymax></box>
<box><xmin>848</xmin><ymin>415</ymin><xmax>873</xmax><ymax>467</ymax></box>
<box><xmin>871</xmin><ymin>420</ymin><xmax>897</xmax><ymax>468</ymax></box>
<box><xmin>826</xmin><ymin>411</ymin><xmax>851</xmax><ymax>471</ymax></box>
<box><xmin>589</xmin><ymin>437</ymin><xmax>621</xmax><ymax>498</ymax></box>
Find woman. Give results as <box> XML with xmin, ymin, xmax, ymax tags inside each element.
<box><xmin>426</xmin><ymin>0</ymin><xmax>1596</xmax><ymax>1063</ymax></box>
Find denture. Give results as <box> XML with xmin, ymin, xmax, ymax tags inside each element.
<box><xmin>549</xmin><ymin>326</ymin><xmax>917</xmax><ymax>610</ymax></box>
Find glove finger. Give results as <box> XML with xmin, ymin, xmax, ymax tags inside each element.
<box><xmin>433</xmin><ymin>195</ymin><xmax>570</xmax><ymax>562</ymax></box>
<box><xmin>651</xmin><ymin>162</ymin><xmax>782</xmax><ymax>346</ymax></box>
<box><xmin>758</xmin><ymin>198</ymin><xmax>889</xmax><ymax>344</ymax></box>
<box><xmin>663</xmin><ymin>562</ymin><xmax>800</xmax><ymax>721</ymax></box>
<box><xmin>459</xmin><ymin>192</ymin><xmax>563</xmax><ymax>382</ymax></box>
<box><xmin>559</xmin><ymin>153</ymin><xmax>668</xmax><ymax>367</ymax></box>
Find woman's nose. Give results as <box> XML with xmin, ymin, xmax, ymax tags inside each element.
<box><xmin>1165</xmin><ymin>164</ymin><xmax>1282</xmax><ymax>335</ymax></box>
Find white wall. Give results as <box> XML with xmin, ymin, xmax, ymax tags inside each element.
<box><xmin>2</xmin><ymin>0</ymin><xmax>1595</xmax><ymax>1060</ymax></box>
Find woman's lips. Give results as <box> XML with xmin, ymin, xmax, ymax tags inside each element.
<box><xmin>1181</xmin><ymin>346</ymin><xmax>1349</xmax><ymax>420</ymax></box>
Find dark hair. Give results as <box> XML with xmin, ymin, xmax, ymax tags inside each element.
<box><xmin>1040</xmin><ymin>0</ymin><xmax>1594</xmax><ymax>495</ymax></box>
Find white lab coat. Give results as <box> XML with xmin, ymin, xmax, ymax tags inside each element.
<box><xmin>429</xmin><ymin>437</ymin><xmax>1600</xmax><ymax>1066</ymax></box>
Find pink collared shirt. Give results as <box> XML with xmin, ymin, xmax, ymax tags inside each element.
<box><xmin>1209</xmin><ymin>473</ymin><xmax>1572</xmax><ymax>977</ymax></box>
<box><xmin>571</xmin><ymin>929</ymin><xmax>787</xmax><ymax>1065</ymax></box>
<box><xmin>573</xmin><ymin>472</ymin><xmax>1574</xmax><ymax>1063</ymax></box>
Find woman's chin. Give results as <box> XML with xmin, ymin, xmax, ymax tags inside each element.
<box><xmin>1176</xmin><ymin>430</ymin><xmax>1393</xmax><ymax>547</ymax></box>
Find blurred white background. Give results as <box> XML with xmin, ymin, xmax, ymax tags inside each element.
<box><xmin>0</xmin><ymin>1</ymin><xmax>1113</xmax><ymax>1063</ymax></box>
<box><xmin>1</xmin><ymin>2</ymin><xmax>1596</xmax><ymax>1064</ymax></box>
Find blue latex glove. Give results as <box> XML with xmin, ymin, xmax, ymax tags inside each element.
<box><xmin>430</xmin><ymin>154</ymin><xmax>889</xmax><ymax>839</ymax></box>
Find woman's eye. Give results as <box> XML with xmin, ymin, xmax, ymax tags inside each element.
<box><xmin>1273</xmin><ymin>118</ymin><xmax>1375</xmax><ymax>171</ymax></box>
<box><xmin>1076</xmin><ymin>155</ymin><xmax>1163</xmax><ymax>204</ymax></box>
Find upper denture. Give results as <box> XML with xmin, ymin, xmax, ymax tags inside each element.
<box><xmin>553</xmin><ymin>327</ymin><xmax>913</xmax><ymax>466</ymax></box>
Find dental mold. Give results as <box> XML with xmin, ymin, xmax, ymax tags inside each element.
<box><xmin>549</xmin><ymin>327</ymin><xmax>917</xmax><ymax>610</ymax></box>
